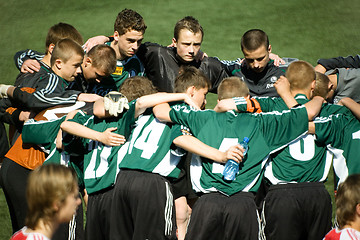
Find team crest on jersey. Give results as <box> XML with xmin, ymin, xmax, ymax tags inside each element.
<box><xmin>270</xmin><ymin>76</ymin><xmax>278</xmax><ymax>83</ymax></box>
<box><xmin>180</xmin><ymin>125</ymin><xmax>192</xmax><ymax>136</ymax></box>
<box><xmin>113</xmin><ymin>66</ymin><xmax>123</xmax><ymax>75</ymax></box>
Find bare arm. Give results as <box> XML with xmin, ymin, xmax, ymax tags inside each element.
<box><xmin>152</xmin><ymin>103</ymin><xmax>172</xmax><ymax>122</ymax></box>
<box><xmin>173</xmin><ymin>135</ymin><xmax>244</xmax><ymax>164</ymax></box>
<box><xmin>274</xmin><ymin>76</ymin><xmax>298</xmax><ymax>108</ymax></box>
<box><xmin>314</xmin><ymin>64</ymin><xmax>326</xmax><ymax>74</ymax></box>
<box><xmin>60</xmin><ymin>110</ymin><xmax>125</xmax><ymax>146</ymax></box>
<box><xmin>338</xmin><ymin>97</ymin><xmax>360</xmax><ymax>120</ymax></box>
<box><xmin>304</xmin><ymin>96</ymin><xmax>324</xmax><ymax>120</ymax></box>
<box><xmin>94</xmin><ymin>92</ymin><xmax>199</xmax><ymax>119</ymax></box>
<box><xmin>214</xmin><ymin>98</ymin><xmax>237</xmax><ymax>112</ymax></box>
<box><xmin>308</xmin><ymin>122</ymin><xmax>315</xmax><ymax>134</ymax></box>
<box><xmin>135</xmin><ymin>92</ymin><xmax>198</xmax><ymax>118</ymax></box>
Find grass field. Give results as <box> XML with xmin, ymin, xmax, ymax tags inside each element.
<box><xmin>1</xmin><ymin>0</ymin><xmax>360</xmax><ymax>238</ymax></box>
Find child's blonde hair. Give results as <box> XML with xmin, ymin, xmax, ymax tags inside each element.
<box><xmin>25</xmin><ymin>164</ymin><xmax>78</xmax><ymax>229</ymax></box>
<box><xmin>174</xmin><ymin>66</ymin><xmax>211</xmax><ymax>93</ymax></box>
<box><xmin>286</xmin><ymin>60</ymin><xmax>315</xmax><ymax>91</ymax></box>
<box><xmin>217</xmin><ymin>77</ymin><xmax>249</xmax><ymax>100</ymax></box>
<box><xmin>313</xmin><ymin>72</ymin><xmax>330</xmax><ymax>99</ymax></box>
<box><xmin>336</xmin><ymin>174</ymin><xmax>360</xmax><ymax>229</ymax></box>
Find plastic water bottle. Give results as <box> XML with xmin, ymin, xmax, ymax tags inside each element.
<box><xmin>223</xmin><ymin>137</ymin><xmax>249</xmax><ymax>181</ymax></box>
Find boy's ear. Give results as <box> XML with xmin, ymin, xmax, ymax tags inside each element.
<box><xmin>268</xmin><ymin>44</ymin><xmax>272</xmax><ymax>53</ymax></box>
<box><xmin>48</xmin><ymin>43</ymin><xmax>55</xmax><ymax>54</ymax></box>
<box><xmin>311</xmin><ymin>79</ymin><xmax>316</xmax><ymax>91</ymax></box>
<box><xmin>186</xmin><ymin>86</ymin><xmax>196</xmax><ymax>97</ymax></box>
<box><xmin>113</xmin><ymin>31</ymin><xmax>119</xmax><ymax>42</ymax></box>
<box><xmin>356</xmin><ymin>203</ymin><xmax>360</xmax><ymax>216</ymax></box>
<box><xmin>84</xmin><ymin>57</ymin><xmax>92</xmax><ymax>67</ymax></box>
<box><xmin>172</xmin><ymin>38</ymin><xmax>177</xmax><ymax>48</ymax></box>
<box><xmin>54</xmin><ymin>59</ymin><xmax>63</xmax><ymax>70</ymax></box>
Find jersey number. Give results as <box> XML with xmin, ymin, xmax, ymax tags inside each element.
<box><xmin>84</xmin><ymin>141</ymin><xmax>111</xmax><ymax>179</ymax></box>
<box><xmin>212</xmin><ymin>138</ymin><xmax>239</xmax><ymax>173</ymax></box>
<box><xmin>128</xmin><ymin>115</ymin><xmax>165</xmax><ymax>159</ymax></box>
<box><xmin>288</xmin><ymin>134</ymin><xmax>315</xmax><ymax>161</ymax></box>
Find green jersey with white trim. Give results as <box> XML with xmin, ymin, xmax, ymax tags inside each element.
<box><xmin>68</xmin><ymin>100</ymin><xmax>137</xmax><ymax>195</ymax></box>
<box><xmin>234</xmin><ymin>94</ymin><xmax>351</xmax><ymax>184</ymax></box>
<box><xmin>169</xmin><ymin>104</ymin><xmax>309</xmax><ymax>195</ymax></box>
<box><xmin>118</xmin><ymin>107</ymin><xmax>186</xmax><ymax>179</ymax></box>
<box><xmin>315</xmin><ymin>114</ymin><xmax>360</xmax><ymax>186</ymax></box>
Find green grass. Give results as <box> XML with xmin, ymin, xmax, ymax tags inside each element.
<box><xmin>1</xmin><ymin>0</ymin><xmax>359</xmax><ymax>238</ymax></box>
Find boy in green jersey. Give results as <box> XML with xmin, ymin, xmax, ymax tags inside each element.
<box><xmin>153</xmin><ymin>67</ymin><xmax>325</xmax><ymax>240</ymax></box>
<box><xmin>213</xmin><ymin>62</ymin><xmax>353</xmax><ymax>240</ymax></box>
<box><xmin>310</xmin><ymin>96</ymin><xmax>360</xmax><ymax>187</ymax></box>
<box><xmin>60</xmin><ymin>71</ymin><xmax>242</xmax><ymax>240</ymax></box>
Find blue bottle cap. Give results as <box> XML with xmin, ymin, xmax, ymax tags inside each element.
<box><xmin>243</xmin><ymin>137</ymin><xmax>249</xmax><ymax>143</ymax></box>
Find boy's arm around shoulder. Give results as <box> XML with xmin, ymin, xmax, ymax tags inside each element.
<box><xmin>338</xmin><ymin>97</ymin><xmax>360</xmax><ymax>120</ymax></box>
<box><xmin>173</xmin><ymin>135</ymin><xmax>244</xmax><ymax>164</ymax></box>
<box><xmin>60</xmin><ymin>110</ymin><xmax>125</xmax><ymax>146</ymax></box>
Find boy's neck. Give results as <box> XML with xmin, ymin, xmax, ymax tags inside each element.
<box><xmin>32</xmin><ymin>219</ymin><xmax>59</xmax><ymax>239</ymax></box>
<box><xmin>110</xmin><ymin>41</ymin><xmax>125</xmax><ymax>60</ymax></box>
<box><xmin>42</xmin><ymin>53</ymin><xmax>51</xmax><ymax>67</ymax></box>
<box><xmin>291</xmin><ymin>89</ymin><xmax>311</xmax><ymax>99</ymax></box>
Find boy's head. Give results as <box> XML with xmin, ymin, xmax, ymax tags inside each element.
<box><xmin>285</xmin><ymin>60</ymin><xmax>315</xmax><ymax>92</ymax></box>
<box><xmin>172</xmin><ymin>16</ymin><xmax>203</xmax><ymax>63</ymax></box>
<box><xmin>336</xmin><ymin>174</ymin><xmax>360</xmax><ymax>229</ymax></box>
<box><xmin>113</xmin><ymin>9</ymin><xmax>147</xmax><ymax>59</ymax></box>
<box><xmin>313</xmin><ymin>71</ymin><xmax>332</xmax><ymax>99</ymax></box>
<box><xmin>51</xmin><ymin>38</ymin><xmax>84</xmax><ymax>81</ymax></box>
<box><xmin>82</xmin><ymin>44</ymin><xmax>117</xmax><ymax>82</ymax></box>
<box><xmin>45</xmin><ymin>22</ymin><xmax>83</xmax><ymax>55</ymax></box>
<box><xmin>241</xmin><ymin>29</ymin><xmax>271</xmax><ymax>73</ymax></box>
<box><xmin>217</xmin><ymin>77</ymin><xmax>249</xmax><ymax>100</ymax></box>
<box><xmin>174</xmin><ymin>66</ymin><xmax>210</xmax><ymax>109</ymax></box>
<box><xmin>25</xmin><ymin>164</ymin><xmax>80</xmax><ymax>228</ymax></box>
<box><xmin>119</xmin><ymin>76</ymin><xmax>158</xmax><ymax>102</ymax></box>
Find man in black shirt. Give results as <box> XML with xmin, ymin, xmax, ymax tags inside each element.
<box><xmin>223</xmin><ymin>29</ymin><xmax>287</xmax><ymax>97</ymax></box>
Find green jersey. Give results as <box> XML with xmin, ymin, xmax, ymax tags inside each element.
<box><xmin>68</xmin><ymin>100</ymin><xmax>137</xmax><ymax>195</ymax></box>
<box><xmin>234</xmin><ymin>94</ymin><xmax>351</xmax><ymax>184</ymax></box>
<box><xmin>169</xmin><ymin>104</ymin><xmax>309</xmax><ymax>196</ymax></box>
<box><xmin>118</xmin><ymin>108</ymin><xmax>186</xmax><ymax>179</ymax></box>
<box><xmin>315</xmin><ymin>114</ymin><xmax>360</xmax><ymax>186</ymax></box>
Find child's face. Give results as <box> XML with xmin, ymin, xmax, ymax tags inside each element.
<box><xmin>60</xmin><ymin>54</ymin><xmax>83</xmax><ymax>82</ymax></box>
<box><xmin>57</xmin><ymin>186</ymin><xmax>81</xmax><ymax>223</ymax></box>
<box><xmin>192</xmin><ymin>87</ymin><xmax>208</xmax><ymax>109</ymax></box>
<box><xmin>115</xmin><ymin>29</ymin><xmax>144</xmax><ymax>60</ymax></box>
<box><xmin>173</xmin><ymin>29</ymin><xmax>202</xmax><ymax>63</ymax></box>
<box><xmin>82</xmin><ymin>59</ymin><xmax>107</xmax><ymax>82</ymax></box>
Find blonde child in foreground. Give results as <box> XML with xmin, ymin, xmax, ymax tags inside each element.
<box><xmin>10</xmin><ymin>164</ymin><xmax>81</xmax><ymax>240</ymax></box>
<box><xmin>324</xmin><ymin>174</ymin><xmax>360</xmax><ymax>240</ymax></box>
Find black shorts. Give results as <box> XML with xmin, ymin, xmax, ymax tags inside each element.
<box><xmin>264</xmin><ymin>182</ymin><xmax>332</xmax><ymax>240</ymax></box>
<box><xmin>85</xmin><ymin>187</ymin><xmax>114</xmax><ymax>240</ymax></box>
<box><xmin>109</xmin><ymin>169</ymin><xmax>177</xmax><ymax>240</ymax></box>
<box><xmin>170</xmin><ymin>152</ymin><xmax>197</xmax><ymax>200</ymax></box>
<box><xmin>185</xmin><ymin>192</ymin><xmax>259</xmax><ymax>240</ymax></box>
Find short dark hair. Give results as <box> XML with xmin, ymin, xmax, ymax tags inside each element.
<box><xmin>114</xmin><ymin>9</ymin><xmax>147</xmax><ymax>36</ymax></box>
<box><xmin>174</xmin><ymin>16</ymin><xmax>204</xmax><ymax>41</ymax></box>
<box><xmin>87</xmin><ymin>44</ymin><xmax>116</xmax><ymax>76</ymax></box>
<box><xmin>50</xmin><ymin>38</ymin><xmax>84</xmax><ymax>66</ymax></box>
<box><xmin>174</xmin><ymin>66</ymin><xmax>211</xmax><ymax>93</ymax></box>
<box><xmin>241</xmin><ymin>29</ymin><xmax>269</xmax><ymax>51</ymax></box>
<box><xmin>45</xmin><ymin>22</ymin><xmax>83</xmax><ymax>54</ymax></box>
